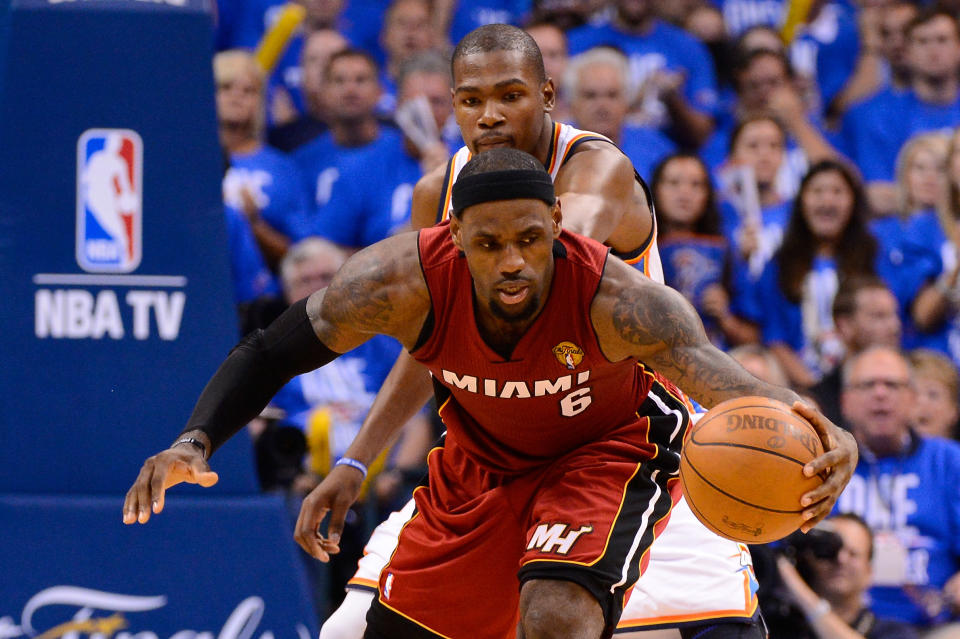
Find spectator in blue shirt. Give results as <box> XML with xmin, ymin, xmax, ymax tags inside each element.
<box><xmin>377</xmin><ymin>0</ymin><xmax>440</xmax><ymax>117</ymax></box>
<box><xmin>837</xmin><ymin>345</ymin><xmax>960</xmax><ymax>629</ymax></box>
<box><xmin>788</xmin><ymin>0</ymin><xmax>860</xmax><ymax>118</ymax></box>
<box><xmin>833</xmin><ymin>1</ymin><xmax>917</xmax><ymax>120</ymax></box>
<box><xmin>717</xmin><ymin>115</ymin><xmax>793</xmax><ymax>277</ymax></box>
<box><xmin>293</xmin><ymin>50</ymin><xmax>400</xmax><ymax>216</ymax></box>
<box><xmin>652</xmin><ymin>153</ymin><xmax>760</xmax><ymax>349</ymax></box>
<box><xmin>314</xmin><ymin>51</ymin><xmax>453</xmax><ymax>250</ymax></box>
<box><xmin>215</xmin><ymin>50</ymin><xmax>312</xmax><ymax>270</ymax></box>
<box><xmin>564</xmin><ymin>47</ymin><xmax>675</xmax><ymax>181</ymax></box>
<box><xmin>703</xmin><ymin>49</ymin><xmax>838</xmax><ymax>200</ymax></box>
<box><xmin>267</xmin><ymin>28</ymin><xmax>348</xmax><ymax>152</ymax></box>
<box><xmin>843</xmin><ymin>8</ymin><xmax>960</xmax><ymax>215</ymax></box>
<box><xmin>566</xmin><ymin>0</ymin><xmax>719</xmax><ymax>147</ymax></box>
<box><xmin>902</xmin><ymin>133</ymin><xmax>960</xmax><ymax>363</ymax></box>
<box><xmin>754</xmin><ymin>160</ymin><xmax>879</xmax><ymax>388</ymax></box>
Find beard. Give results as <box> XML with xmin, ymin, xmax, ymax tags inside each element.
<box><xmin>489</xmin><ymin>289</ymin><xmax>541</xmax><ymax>323</ymax></box>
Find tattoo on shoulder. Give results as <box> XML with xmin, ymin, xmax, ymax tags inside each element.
<box><xmin>322</xmin><ymin>244</ymin><xmax>401</xmax><ymax>334</ymax></box>
<box><xmin>611</xmin><ymin>286</ymin><xmax>698</xmax><ymax>349</ymax></box>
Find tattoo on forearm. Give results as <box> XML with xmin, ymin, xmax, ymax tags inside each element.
<box><xmin>613</xmin><ymin>286</ymin><xmax>796</xmax><ymax>407</ymax></box>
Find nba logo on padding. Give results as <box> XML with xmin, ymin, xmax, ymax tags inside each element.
<box><xmin>76</xmin><ymin>129</ymin><xmax>143</xmax><ymax>273</ymax></box>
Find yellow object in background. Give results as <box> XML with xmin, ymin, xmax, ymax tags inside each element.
<box><xmin>781</xmin><ymin>0</ymin><xmax>814</xmax><ymax>44</ymax></box>
<box><xmin>306</xmin><ymin>406</ymin><xmax>389</xmax><ymax>499</ymax></box>
<box><xmin>255</xmin><ymin>2</ymin><xmax>306</xmax><ymax>74</ymax></box>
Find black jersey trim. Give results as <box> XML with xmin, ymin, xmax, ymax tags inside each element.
<box><xmin>552</xmin><ymin>238</ymin><xmax>567</xmax><ymax>259</ymax></box>
<box><xmin>590</xmin><ymin>250</ymin><xmax>617</xmax><ymax>365</ymax></box>
<box><xmin>434</xmin><ymin>158</ymin><xmax>455</xmax><ymax>225</ymax></box>
<box><xmin>411</xmin><ymin>230</ymin><xmax>436</xmax><ymax>353</ymax></box>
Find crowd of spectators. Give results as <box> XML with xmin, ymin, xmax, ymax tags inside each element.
<box><xmin>208</xmin><ymin>0</ymin><xmax>960</xmax><ymax>632</ymax></box>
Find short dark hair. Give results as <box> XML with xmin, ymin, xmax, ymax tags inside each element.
<box><xmin>452</xmin><ymin>24</ymin><xmax>546</xmax><ymax>82</ymax></box>
<box><xmin>906</xmin><ymin>7</ymin><xmax>960</xmax><ymax>40</ymax></box>
<box><xmin>325</xmin><ymin>48</ymin><xmax>379</xmax><ymax>81</ymax></box>
<box><xmin>832</xmin><ymin>274</ymin><xmax>891</xmax><ymax>320</ymax></box>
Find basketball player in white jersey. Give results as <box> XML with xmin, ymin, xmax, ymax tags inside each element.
<box><xmin>312</xmin><ymin>24</ymin><xmax>853</xmax><ymax>639</ymax></box>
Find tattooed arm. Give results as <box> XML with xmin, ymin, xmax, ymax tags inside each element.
<box><xmin>592</xmin><ymin>257</ymin><xmax>857</xmax><ymax>530</ymax></box>
<box><xmin>308</xmin><ymin>231</ymin><xmax>431</xmax><ymax>352</ymax></box>
<box><xmin>123</xmin><ymin>232</ymin><xmax>430</xmax><ymax>533</ymax></box>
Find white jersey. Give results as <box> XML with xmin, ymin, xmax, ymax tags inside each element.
<box><xmin>435</xmin><ymin>121</ymin><xmax>665</xmax><ymax>283</ymax></box>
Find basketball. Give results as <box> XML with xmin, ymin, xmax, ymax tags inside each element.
<box><xmin>680</xmin><ymin>396</ymin><xmax>825</xmax><ymax>544</ymax></box>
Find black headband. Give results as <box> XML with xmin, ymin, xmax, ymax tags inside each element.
<box><xmin>451</xmin><ymin>169</ymin><xmax>556</xmax><ymax>215</ymax></box>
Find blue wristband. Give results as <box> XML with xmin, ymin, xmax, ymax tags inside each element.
<box><xmin>334</xmin><ymin>456</ymin><xmax>368</xmax><ymax>479</ymax></box>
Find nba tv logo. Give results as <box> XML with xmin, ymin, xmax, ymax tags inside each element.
<box><xmin>76</xmin><ymin>129</ymin><xmax>143</xmax><ymax>273</ymax></box>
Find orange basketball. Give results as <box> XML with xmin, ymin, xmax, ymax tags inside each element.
<box><xmin>679</xmin><ymin>396</ymin><xmax>825</xmax><ymax>544</ymax></box>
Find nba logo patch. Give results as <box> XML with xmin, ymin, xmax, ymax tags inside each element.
<box><xmin>76</xmin><ymin>129</ymin><xmax>143</xmax><ymax>273</ymax></box>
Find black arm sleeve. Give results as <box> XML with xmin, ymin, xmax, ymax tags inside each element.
<box><xmin>180</xmin><ymin>297</ymin><xmax>341</xmax><ymax>455</ymax></box>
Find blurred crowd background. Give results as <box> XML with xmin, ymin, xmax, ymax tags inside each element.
<box><xmin>209</xmin><ymin>0</ymin><xmax>960</xmax><ymax>635</ymax></box>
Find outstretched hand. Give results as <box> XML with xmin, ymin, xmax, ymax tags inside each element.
<box><xmin>294</xmin><ymin>464</ymin><xmax>366</xmax><ymax>561</ymax></box>
<box><xmin>792</xmin><ymin>401</ymin><xmax>858</xmax><ymax>532</ymax></box>
<box><xmin>122</xmin><ymin>445</ymin><xmax>219</xmax><ymax>524</ymax></box>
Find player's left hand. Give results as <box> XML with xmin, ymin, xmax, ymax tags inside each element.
<box><xmin>791</xmin><ymin>401</ymin><xmax>858</xmax><ymax>532</ymax></box>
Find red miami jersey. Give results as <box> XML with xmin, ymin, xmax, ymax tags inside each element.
<box><xmin>411</xmin><ymin>223</ymin><xmax>670</xmax><ymax>475</ymax></box>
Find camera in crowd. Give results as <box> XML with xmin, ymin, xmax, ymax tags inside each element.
<box><xmin>750</xmin><ymin>525</ymin><xmax>844</xmax><ymax>637</ymax></box>
<box><xmin>780</xmin><ymin>526</ymin><xmax>844</xmax><ymax>583</ymax></box>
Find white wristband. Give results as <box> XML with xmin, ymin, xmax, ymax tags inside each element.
<box><xmin>334</xmin><ymin>456</ymin><xmax>368</xmax><ymax>479</ymax></box>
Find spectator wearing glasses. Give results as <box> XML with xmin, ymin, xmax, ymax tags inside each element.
<box><xmin>836</xmin><ymin>346</ymin><xmax>960</xmax><ymax>629</ymax></box>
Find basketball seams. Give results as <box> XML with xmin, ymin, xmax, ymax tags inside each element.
<box><xmin>685</xmin><ymin>440</ymin><xmax>815</xmax><ymax>466</ymax></box>
<box><xmin>680</xmin><ymin>455</ymin><xmax>805</xmax><ymax>514</ymax></box>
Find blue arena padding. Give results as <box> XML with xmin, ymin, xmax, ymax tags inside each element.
<box><xmin>0</xmin><ymin>494</ymin><xmax>320</xmax><ymax>636</ymax></box>
<box><xmin>0</xmin><ymin>0</ymin><xmax>258</xmax><ymax>494</ymax></box>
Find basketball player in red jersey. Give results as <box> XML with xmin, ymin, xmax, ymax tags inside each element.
<box><xmin>313</xmin><ymin>25</ymin><xmax>856</xmax><ymax>639</ymax></box>
<box><xmin>124</xmin><ymin>150</ymin><xmax>855</xmax><ymax>639</ymax></box>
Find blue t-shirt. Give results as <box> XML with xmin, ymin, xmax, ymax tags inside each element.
<box><xmin>314</xmin><ymin>133</ymin><xmax>422</xmax><ymax>248</ymax></box>
<box><xmin>836</xmin><ymin>434</ymin><xmax>960</xmax><ymax>626</ymax></box>
<box><xmin>617</xmin><ymin>124</ymin><xmax>676</xmax><ymax>181</ymax></box>
<box><xmin>225</xmin><ymin>146</ymin><xmax>312</xmax><ymax>241</ymax></box>
<box><xmin>292</xmin><ymin>126</ymin><xmax>404</xmax><ymax>214</ymax></box>
<box><xmin>223</xmin><ymin>204</ymin><xmax>281</xmax><ymax>304</ymax></box>
<box><xmin>870</xmin><ymin>211</ymin><xmax>942</xmax><ymax>324</ymax></box>
<box><xmin>754</xmin><ymin>254</ymin><xmax>845</xmax><ymax>376</ymax></box>
<box><xmin>659</xmin><ymin>233</ymin><xmax>733</xmax><ymax>347</ymax></box>
<box><xmin>709</xmin><ymin>0</ymin><xmax>785</xmax><ymax>36</ymax></box>
<box><xmin>447</xmin><ymin>0</ymin><xmax>531</xmax><ymax>44</ymax></box>
<box><xmin>567</xmin><ymin>20</ymin><xmax>719</xmax><ymax>126</ymax></box>
<box><xmin>842</xmin><ymin>88</ymin><xmax>960</xmax><ymax>182</ymax></box>
<box><xmin>269</xmin><ymin>333</ymin><xmax>400</xmax><ymax>436</ymax></box>
<box><xmin>701</xmin><ymin>125</ymin><xmax>810</xmax><ymax>202</ymax></box>
<box><xmin>789</xmin><ymin>3</ymin><xmax>859</xmax><ymax>114</ymax></box>
<box><xmin>720</xmin><ymin>198</ymin><xmax>792</xmax><ymax>280</ymax></box>
<box><xmin>889</xmin><ymin>210</ymin><xmax>960</xmax><ymax>364</ymax></box>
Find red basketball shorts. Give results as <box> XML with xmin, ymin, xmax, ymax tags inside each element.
<box><xmin>366</xmin><ymin>382</ymin><xmax>690</xmax><ymax>639</ymax></box>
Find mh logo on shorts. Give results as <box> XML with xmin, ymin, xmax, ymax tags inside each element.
<box><xmin>76</xmin><ymin>129</ymin><xmax>143</xmax><ymax>273</ymax></box>
<box><xmin>526</xmin><ymin>523</ymin><xmax>593</xmax><ymax>555</ymax></box>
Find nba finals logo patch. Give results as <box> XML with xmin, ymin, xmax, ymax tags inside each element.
<box><xmin>76</xmin><ymin>129</ymin><xmax>143</xmax><ymax>273</ymax></box>
<box><xmin>552</xmin><ymin>341</ymin><xmax>584</xmax><ymax>370</ymax></box>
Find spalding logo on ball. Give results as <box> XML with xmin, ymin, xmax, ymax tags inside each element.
<box><xmin>679</xmin><ymin>396</ymin><xmax>825</xmax><ymax>544</ymax></box>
